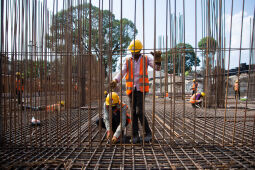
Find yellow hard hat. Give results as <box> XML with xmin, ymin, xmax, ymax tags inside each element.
<box><xmin>16</xmin><ymin>72</ymin><xmax>21</xmax><ymax>76</ymax></box>
<box><xmin>193</xmin><ymin>79</ymin><xmax>196</xmax><ymax>82</ymax></box>
<box><xmin>106</xmin><ymin>92</ymin><xmax>119</xmax><ymax>106</ymax></box>
<box><xmin>104</xmin><ymin>91</ymin><xmax>108</xmax><ymax>95</ymax></box>
<box><xmin>201</xmin><ymin>92</ymin><xmax>205</xmax><ymax>97</ymax></box>
<box><xmin>128</xmin><ymin>40</ymin><xmax>143</xmax><ymax>53</ymax></box>
<box><xmin>60</xmin><ymin>101</ymin><xmax>65</xmax><ymax>106</ymax></box>
<box><xmin>235</xmin><ymin>80</ymin><xmax>238</xmax><ymax>83</ymax></box>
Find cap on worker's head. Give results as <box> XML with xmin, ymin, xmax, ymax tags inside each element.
<box><xmin>201</xmin><ymin>92</ymin><xmax>205</xmax><ymax>97</ymax></box>
<box><xmin>60</xmin><ymin>101</ymin><xmax>65</xmax><ymax>106</ymax></box>
<box><xmin>104</xmin><ymin>90</ymin><xmax>108</xmax><ymax>95</ymax></box>
<box><xmin>106</xmin><ymin>92</ymin><xmax>119</xmax><ymax>106</ymax></box>
<box><xmin>128</xmin><ymin>39</ymin><xmax>143</xmax><ymax>53</ymax></box>
<box><xmin>235</xmin><ymin>80</ymin><xmax>239</xmax><ymax>83</ymax></box>
<box><xmin>16</xmin><ymin>72</ymin><xmax>21</xmax><ymax>76</ymax></box>
<box><xmin>193</xmin><ymin>79</ymin><xmax>196</xmax><ymax>82</ymax></box>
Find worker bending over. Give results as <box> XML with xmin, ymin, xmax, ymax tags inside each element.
<box><xmin>97</xmin><ymin>92</ymin><xmax>131</xmax><ymax>144</ymax></box>
<box><xmin>190</xmin><ymin>92</ymin><xmax>205</xmax><ymax>108</ymax></box>
<box><xmin>110</xmin><ymin>39</ymin><xmax>161</xmax><ymax>143</ymax></box>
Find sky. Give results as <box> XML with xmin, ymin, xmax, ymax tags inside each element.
<box><xmin>2</xmin><ymin>0</ymin><xmax>254</xmax><ymax>70</ymax></box>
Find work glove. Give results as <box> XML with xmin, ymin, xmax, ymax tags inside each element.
<box><xmin>112</xmin><ymin>136</ymin><xmax>118</xmax><ymax>144</ymax></box>
<box><xmin>110</xmin><ymin>80</ymin><xmax>117</xmax><ymax>89</ymax></box>
<box><xmin>151</xmin><ymin>50</ymin><xmax>162</xmax><ymax>66</ymax></box>
<box><xmin>106</xmin><ymin>130</ymin><xmax>113</xmax><ymax>140</ymax></box>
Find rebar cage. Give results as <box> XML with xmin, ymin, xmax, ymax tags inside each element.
<box><xmin>0</xmin><ymin>0</ymin><xmax>255</xmax><ymax>169</ymax></box>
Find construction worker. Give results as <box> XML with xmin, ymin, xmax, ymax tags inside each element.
<box><xmin>110</xmin><ymin>39</ymin><xmax>161</xmax><ymax>143</ymax></box>
<box><xmin>15</xmin><ymin>72</ymin><xmax>24</xmax><ymax>104</ymax></box>
<box><xmin>234</xmin><ymin>79</ymin><xmax>240</xmax><ymax>100</ymax></box>
<box><xmin>191</xmin><ymin>79</ymin><xmax>198</xmax><ymax>95</ymax></box>
<box><xmin>23</xmin><ymin>100</ymin><xmax>65</xmax><ymax>112</ymax></box>
<box><xmin>96</xmin><ymin>92</ymin><xmax>131</xmax><ymax>144</ymax></box>
<box><xmin>190</xmin><ymin>92</ymin><xmax>205</xmax><ymax>108</ymax></box>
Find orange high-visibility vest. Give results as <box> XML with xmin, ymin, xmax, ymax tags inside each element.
<box><xmin>234</xmin><ymin>82</ymin><xmax>239</xmax><ymax>91</ymax></box>
<box><xmin>16</xmin><ymin>79</ymin><xmax>24</xmax><ymax>91</ymax></box>
<box><xmin>192</xmin><ymin>82</ymin><xmax>198</xmax><ymax>92</ymax></box>
<box><xmin>189</xmin><ymin>93</ymin><xmax>201</xmax><ymax>104</ymax></box>
<box><xmin>125</xmin><ymin>56</ymin><xmax>149</xmax><ymax>95</ymax></box>
<box><xmin>46</xmin><ymin>104</ymin><xmax>60</xmax><ymax>112</ymax></box>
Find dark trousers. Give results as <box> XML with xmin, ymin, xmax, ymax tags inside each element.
<box><xmin>128</xmin><ymin>89</ymin><xmax>151</xmax><ymax>137</ymax></box>
<box><xmin>16</xmin><ymin>90</ymin><xmax>22</xmax><ymax>104</ymax></box>
<box><xmin>235</xmin><ymin>90</ymin><xmax>240</xmax><ymax>100</ymax></box>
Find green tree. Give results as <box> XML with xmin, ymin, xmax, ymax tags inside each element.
<box><xmin>198</xmin><ymin>36</ymin><xmax>217</xmax><ymax>55</ymax></box>
<box><xmin>163</xmin><ymin>43</ymin><xmax>200</xmax><ymax>74</ymax></box>
<box><xmin>46</xmin><ymin>3</ymin><xmax>137</xmax><ymax>73</ymax></box>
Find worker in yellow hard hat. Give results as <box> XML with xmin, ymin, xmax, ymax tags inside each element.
<box><xmin>234</xmin><ymin>79</ymin><xmax>240</xmax><ymax>100</ymax></box>
<box><xmin>96</xmin><ymin>92</ymin><xmax>131</xmax><ymax>144</ymax></box>
<box><xmin>110</xmin><ymin>39</ymin><xmax>162</xmax><ymax>143</ymax></box>
<box><xmin>190</xmin><ymin>92</ymin><xmax>205</xmax><ymax>108</ymax></box>
<box><xmin>191</xmin><ymin>79</ymin><xmax>198</xmax><ymax>95</ymax></box>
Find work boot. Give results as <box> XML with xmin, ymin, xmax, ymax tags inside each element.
<box><xmin>144</xmin><ymin>133</ymin><xmax>152</xmax><ymax>143</ymax></box>
<box><xmin>131</xmin><ymin>135</ymin><xmax>140</xmax><ymax>144</ymax></box>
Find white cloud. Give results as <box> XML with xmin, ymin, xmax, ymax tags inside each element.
<box><xmin>225</xmin><ymin>11</ymin><xmax>253</xmax><ymax>68</ymax></box>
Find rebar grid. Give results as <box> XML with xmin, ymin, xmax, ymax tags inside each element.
<box><xmin>1</xmin><ymin>0</ymin><xmax>255</xmax><ymax>169</ymax></box>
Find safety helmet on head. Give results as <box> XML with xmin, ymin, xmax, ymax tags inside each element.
<box><xmin>193</xmin><ymin>79</ymin><xmax>196</xmax><ymax>82</ymax></box>
<box><xmin>60</xmin><ymin>101</ymin><xmax>65</xmax><ymax>106</ymax></box>
<box><xmin>106</xmin><ymin>92</ymin><xmax>119</xmax><ymax>106</ymax></box>
<box><xmin>201</xmin><ymin>92</ymin><xmax>205</xmax><ymax>97</ymax></box>
<box><xmin>16</xmin><ymin>72</ymin><xmax>21</xmax><ymax>76</ymax></box>
<box><xmin>128</xmin><ymin>40</ymin><xmax>143</xmax><ymax>53</ymax></box>
<box><xmin>235</xmin><ymin>80</ymin><xmax>238</xmax><ymax>83</ymax></box>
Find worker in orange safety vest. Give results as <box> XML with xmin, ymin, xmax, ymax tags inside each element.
<box><xmin>110</xmin><ymin>40</ymin><xmax>161</xmax><ymax>143</ymax></box>
<box><xmin>190</xmin><ymin>92</ymin><xmax>205</xmax><ymax>108</ymax></box>
<box><xmin>191</xmin><ymin>79</ymin><xmax>198</xmax><ymax>95</ymax></box>
<box><xmin>96</xmin><ymin>92</ymin><xmax>131</xmax><ymax>144</ymax></box>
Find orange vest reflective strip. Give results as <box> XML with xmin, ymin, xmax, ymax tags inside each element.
<box><xmin>234</xmin><ymin>83</ymin><xmax>239</xmax><ymax>91</ymax></box>
<box><xmin>16</xmin><ymin>79</ymin><xmax>24</xmax><ymax>91</ymax></box>
<box><xmin>125</xmin><ymin>56</ymin><xmax>149</xmax><ymax>95</ymax></box>
<box><xmin>46</xmin><ymin>104</ymin><xmax>60</xmax><ymax>111</ymax></box>
<box><xmin>189</xmin><ymin>93</ymin><xmax>199</xmax><ymax>104</ymax></box>
<box><xmin>192</xmin><ymin>82</ymin><xmax>198</xmax><ymax>91</ymax></box>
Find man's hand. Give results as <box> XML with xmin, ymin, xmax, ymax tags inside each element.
<box><xmin>112</xmin><ymin>136</ymin><xmax>118</xmax><ymax>144</ymax></box>
<box><xmin>150</xmin><ymin>51</ymin><xmax>162</xmax><ymax>66</ymax></box>
<box><xmin>106</xmin><ymin>130</ymin><xmax>113</xmax><ymax>139</ymax></box>
<box><xmin>110</xmin><ymin>80</ymin><xmax>117</xmax><ymax>89</ymax></box>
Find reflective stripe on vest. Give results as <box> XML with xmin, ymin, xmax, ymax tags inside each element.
<box><xmin>125</xmin><ymin>56</ymin><xmax>149</xmax><ymax>95</ymax></box>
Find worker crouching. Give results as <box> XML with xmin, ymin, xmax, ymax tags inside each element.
<box><xmin>96</xmin><ymin>92</ymin><xmax>131</xmax><ymax>144</ymax></box>
<box><xmin>190</xmin><ymin>92</ymin><xmax>205</xmax><ymax>108</ymax></box>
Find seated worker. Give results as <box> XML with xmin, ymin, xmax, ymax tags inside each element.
<box><xmin>96</xmin><ymin>92</ymin><xmax>131</xmax><ymax>144</ymax></box>
<box><xmin>189</xmin><ymin>92</ymin><xmax>205</xmax><ymax>108</ymax></box>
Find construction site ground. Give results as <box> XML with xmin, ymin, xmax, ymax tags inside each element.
<box><xmin>1</xmin><ymin>96</ymin><xmax>255</xmax><ymax>169</ymax></box>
